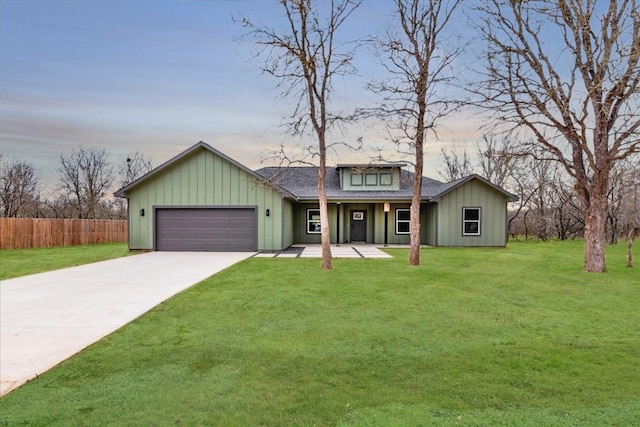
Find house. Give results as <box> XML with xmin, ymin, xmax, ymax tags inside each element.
<box><xmin>115</xmin><ymin>141</ymin><xmax>517</xmax><ymax>251</ymax></box>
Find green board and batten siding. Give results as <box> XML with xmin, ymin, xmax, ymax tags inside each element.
<box><xmin>435</xmin><ymin>179</ymin><xmax>509</xmax><ymax>247</ymax></box>
<box><xmin>126</xmin><ymin>148</ymin><xmax>286</xmax><ymax>251</ymax></box>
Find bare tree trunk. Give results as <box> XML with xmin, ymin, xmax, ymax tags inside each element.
<box><xmin>409</xmin><ymin>158</ymin><xmax>422</xmax><ymax>265</ymax></box>
<box><xmin>627</xmin><ymin>228</ymin><xmax>635</xmax><ymax>268</ymax></box>
<box><xmin>318</xmin><ymin>150</ymin><xmax>332</xmax><ymax>269</ymax></box>
<box><xmin>409</xmin><ymin>70</ymin><xmax>426</xmax><ymax>266</ymax></box>
<box><xmin>583</xmin><ymin>198</ymin><xmax>607</xmax><ymax>272</ymax></box>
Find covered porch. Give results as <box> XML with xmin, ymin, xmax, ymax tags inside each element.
<box><xmin>291</xmin><ymin>201</ymin><xmax>436</xmax><ymax>246</ymax></box>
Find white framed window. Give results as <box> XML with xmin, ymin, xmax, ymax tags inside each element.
<box><xmin>463</xmin><ymin>207</ymin><xmax>481</xmax><ymax>236</ymax></box>
<box><xmin>307</xmin><ymin>209</ymin><xmax>321</xmax><ymax>234</ymax></box>
<box><xmin>395</xmin><ymin>208</ymin><xmax>410</xmax><ymax>234</ymax></box>
<box><xmin>351</xmin><ymin>173</ymin><xmax>363</xmax><ymax>186</ymax></box>
<box><xmin>380</xmin><ymin>173</ymin><xmax>392</xmax><ymax>186</ymax></box>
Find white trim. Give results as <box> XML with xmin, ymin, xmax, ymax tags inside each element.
<box><xmin>307</xmin><ymin>208</ymin><xmax>321</xmax><ymax>234</ymax></box>
<box><xmin>395</xmin><ymin>208</ymin><xmax>410</xmax><ymax>234</ymax></box>
<box><xmin>462</xmin><ymin>207</ymin><xmax>481</xmax><ymax>236</ymax></box>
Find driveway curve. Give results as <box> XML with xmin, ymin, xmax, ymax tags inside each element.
<box><xmin>0</xmin><ymin>251</ymin><xmax>254</xmax><ymax>396</ymax></box>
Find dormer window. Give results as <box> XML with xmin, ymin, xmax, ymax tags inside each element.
<box><xmin>337</xmin><ymin>163</ymin><xmax>405</xmax><ymax>191</ymax></box>
<box><xmin>365</xmin><ymin>173</ymin><xmax>378</xmax><ymax>186</ymax></box>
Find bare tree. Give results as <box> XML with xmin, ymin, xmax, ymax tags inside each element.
<box><xmin>119</xmin><ymin>152</ymin><xmax>154</xmax><ymax>188</ymax></box>
<box><xmin>365</xmin><ymin>0</ymin><xmax>463</xmax><ymax>265</ymax></box>
<box><xmin>475</xmin><ymin>0</ymin><xmax>640</xmax><ymax>272</ymax></box>
<box><xmin>437</xmin><ymin>146</ymin><xmax>474</xmax><ymax>181</ymax></box>
<box><xmin>241</xmin><ymin>0</ymin><xmax>361</xmax><ymax>269</ymax></box>
<box><xmin>57</xmin><ymin>147</ymin><xmax>114</xmax><ymax>219</ymax></box>
<box><xmin>44</xmin><ymin>194</ymin><xmax>80</xmax><ymax>219</ymax></box>
<box><xmin>476</xmin><ymin>133</ymin><xmax>520</xmax><ymax>188</ymax></box>
<box><xmin>0</xmin><ymin>156</ymin><xmax>40</xmax><ymax>218</ymax></box>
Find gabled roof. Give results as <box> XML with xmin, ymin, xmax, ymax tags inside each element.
<box><xmin>114</xmin><ymin>141</ymin><xmax>517</xmax><ymax>203</ymax></box>
<box><xmin>114</xmin><ymin>141</ymin><xmax>294</xmax><ymax>199</ymax></box>
<box><xmin>430</xmin><ymin>174</ymin><xmax>519</xmax><ymax>202</ymax></box>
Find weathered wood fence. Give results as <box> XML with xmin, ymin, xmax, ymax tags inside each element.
<box><xmin>0</xmin><ymin>218</ymin><xmax>128</xmax><ymax>249</ymax></box>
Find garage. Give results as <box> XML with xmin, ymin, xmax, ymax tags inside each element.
<box><xmin>155</xmin><ymin>207</ymin><xmax>257</xmax><ymax>252</ymax></box>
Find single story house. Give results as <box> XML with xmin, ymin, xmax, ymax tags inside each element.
<box><xmin>115</xmin><ymin>141</ymin><xmax>517</xmax><ymax>251</ymax></box>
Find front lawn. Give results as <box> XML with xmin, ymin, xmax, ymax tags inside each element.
<box><xmin>0</xmin><ymin>243</ymin><xmax>131</xmax><ymax>280</ymax></box>
<box><xmin>0</xmin><ymin>240</ymin><xmax>638</xmax><ymax>426</ymax></box>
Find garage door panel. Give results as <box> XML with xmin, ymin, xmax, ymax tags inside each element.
<box><xmin>156</xmin><ymin>208</ymin><xmax>256</xmax><ymax>252</ymax></box>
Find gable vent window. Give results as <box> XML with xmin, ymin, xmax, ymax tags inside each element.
<box><xmin>463</xmin><ymin>207</ymin><xmax>481</xmax><ymax>236</ymax></box>
<box><xmin>395</xmin><ymin>208</ymin><xmax>410</xmax><ymax>234</ymax></box>
<box><xmin>307</xmin><ymin>209</ymin><xmax>321</xmax><ymax>234</ymax></box>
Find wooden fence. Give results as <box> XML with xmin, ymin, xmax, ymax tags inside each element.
<box><xmin>0</xmin><ymin>218</ymin><xmax>128</xmax><ymax>249</ymax></box>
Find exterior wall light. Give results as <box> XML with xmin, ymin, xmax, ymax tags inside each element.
<box><xmin>266</xmin><ymin>208</ymin><xmax>270</xmax><ymax>217</ymax></box>
<box><xmin>140</xmin><ymin>209</ymin><xmax>145</xmax><ymax>216</ymax></box>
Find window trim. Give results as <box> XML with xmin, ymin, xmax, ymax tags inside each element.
<box><xmin>462</xmin><ymin>207</ymin><xmax>481</xmax><ymax>236</ymax></box>
<box><xmin>307</xmin><ymin>208</ymin><xmax>321</xmax><ymax>234</ymax></box>
<box><xmin>379</xmin><ymin>172</ymin><xmax>392</xmax><ymax>186</ymax></box>
<box><xmin>395</xmin><ymin>208</ymin><xmax>410</xmax><ymax>234</ymax></box>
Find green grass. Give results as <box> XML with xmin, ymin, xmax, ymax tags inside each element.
<box><xmin>0</xmin><ymin>243</ymin><xmax>131</xmax><ymax>280</ymax></box>
<box><xmin>0</xmin><ymin>240</ymin><xmax>638</xmax><ymax>426</ymax></box>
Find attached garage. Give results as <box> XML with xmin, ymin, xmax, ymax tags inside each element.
<box><xmin>155</xmin><ymin>207</ymin><xmax>257</xmax><ymax>252</ymax></box>
<box><xmin>115</xmin><ymin>142</ymin><xmax>291</xmax><ymax>252</ymax></box>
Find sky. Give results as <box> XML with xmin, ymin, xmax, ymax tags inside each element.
<box><xmin>0</xmin><ymin>0</ymin><xmax>485</xmax><ymax>193</ymax></box>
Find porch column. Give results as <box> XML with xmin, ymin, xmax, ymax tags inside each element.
<box><xmin>336</xmin><ymin>202</ymin><xmax>341</xmax><ymax>245</ymax></box>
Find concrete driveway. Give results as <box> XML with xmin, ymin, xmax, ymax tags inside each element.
<box><xmin>0</xmin><ymin>251</ymin><xmax>254</xmax><ymax>397</ymax></box>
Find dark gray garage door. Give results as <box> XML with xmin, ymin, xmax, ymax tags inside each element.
<box><xmin>155</xmin><ymin>208</ymin><xmax>257</xmax><ymax>251</ymax></box>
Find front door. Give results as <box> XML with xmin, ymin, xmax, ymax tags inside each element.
<box><xmin>350</xmin><ymin>210</ymin><xmax>367</xmax><ymax>242</ymax></box>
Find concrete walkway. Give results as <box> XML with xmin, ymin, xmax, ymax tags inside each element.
<box><xmin>253</xmin><ymin>245</ymin><xmax>394</xmax><ymax>259</ymax></box>
<box><xmin>0</xmin><ymin>251</ymin><xmax>253</xmax><ymax>397</ymax></box>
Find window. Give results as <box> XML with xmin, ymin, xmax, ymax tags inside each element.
<box><xmin>351</xmin><ymin>173</ymin><xmax>363</xmax><ymax>186</ymax></box>
<box><xmin>365</xmin><ymin>173</ymin><xmax>378</xmax><ymax>186</ymax></box>
<box><xmin>379</xmin><ymin>173</ymin><xmax>392</xmax><ymax>186</ymax></box>
<box><xmin>307</xmin><ymin>209</ymin><xmax>321</xmax><ymax>234</ymax></box>
<box><xmin>396</xmin><ymin>208</ymin><xmax>410</xmax><ymax>234</ymax></box>
<box><xmin>463</xmin><ymin>207</ymin><xmax>481</xmax><ymax>236</ymax></box>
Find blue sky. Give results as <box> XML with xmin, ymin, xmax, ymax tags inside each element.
<box><xmin>1</xmin><ymin>0</ymin><xmax>481</xmax><ymax>190</ymax></box>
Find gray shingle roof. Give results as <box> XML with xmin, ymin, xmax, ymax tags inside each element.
<box><xmin>113</xmin><ymin>141</ymin><xmax>517</xmax><ymax>202</ymax></box>
<box><xmin>255</xmin><ymin>166</ymin><xmax>453</xmax><ymax>201</ymax></box>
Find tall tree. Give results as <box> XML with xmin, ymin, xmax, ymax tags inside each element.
<box><xmin>367</xmin><ymin>0</ymin><xmax>462</xmax><ymax>265</ymax></box>
<box><xmin>475</xmin><ymin>0</ymin><xmax>640</xmax><ymax>272</ymax></box>
<box><xmin>57</xmin><ymin>147</ymin><xmax>114</xmax><ymax>219</ymax></box>
<box><xmin>242</xmin><ymin>0</ymin><xmax>361</xmax><ymax>269</ymax></box>
<box><xmin>0</xmin><ymin>156</ymin><xmax>40</xmax><ymax>218</ymax></box>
